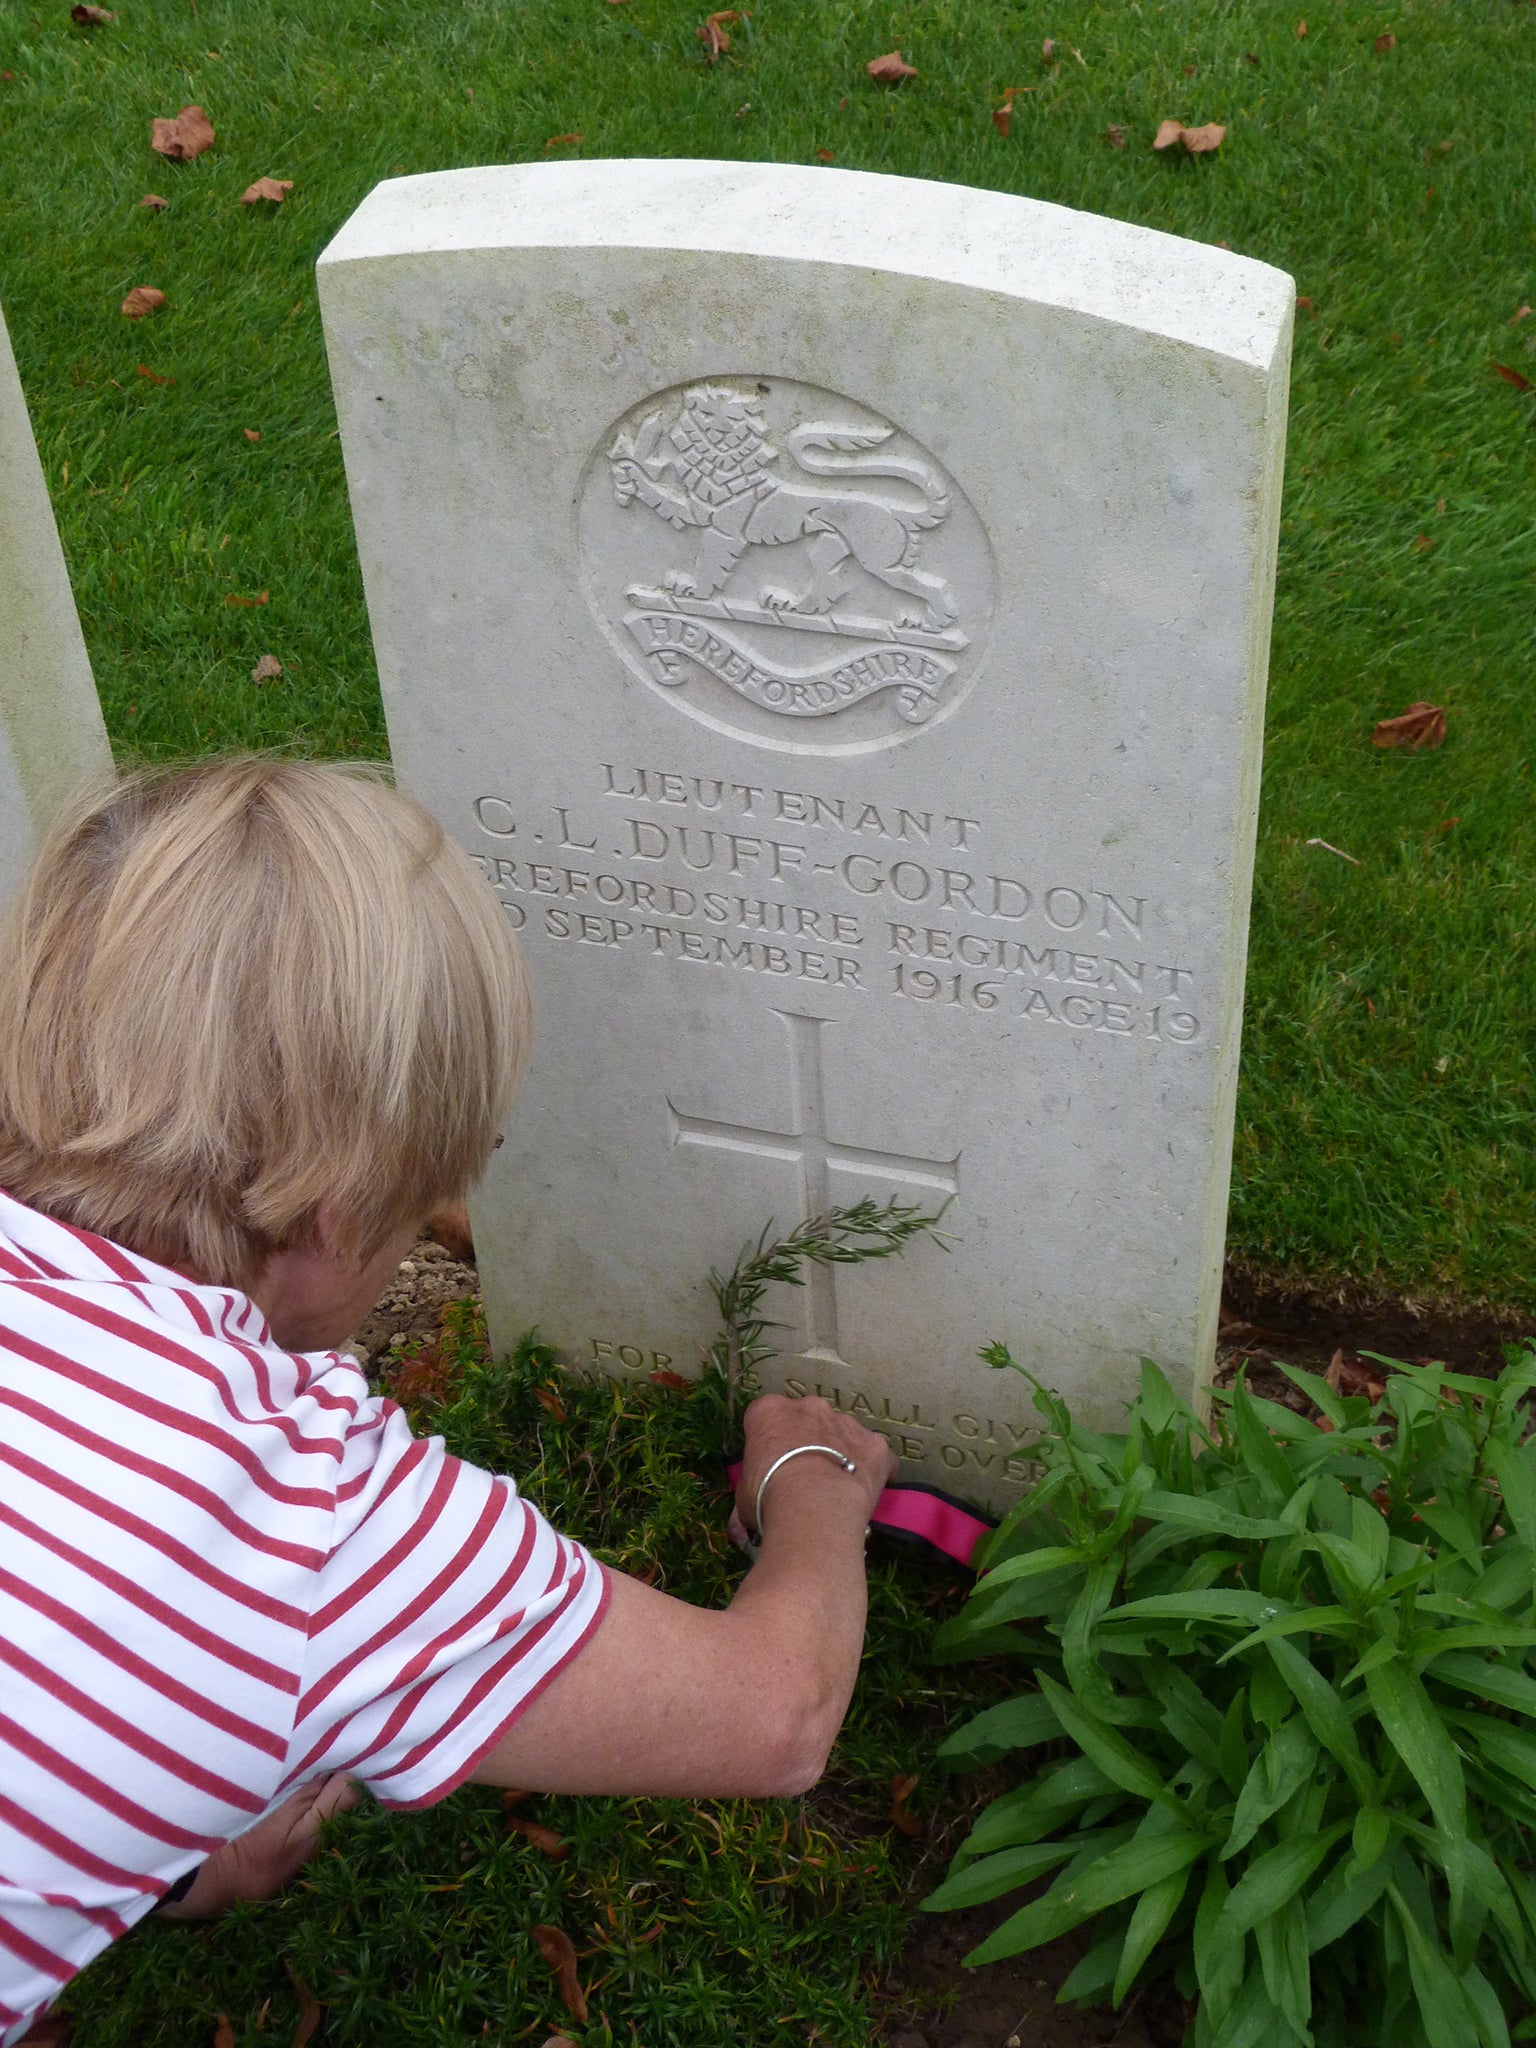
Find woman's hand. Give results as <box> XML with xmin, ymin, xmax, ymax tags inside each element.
<box><xmin>732</xmin><ymin>1392</ymin><xmax>897</xmax><ymax>1544</ymax></box>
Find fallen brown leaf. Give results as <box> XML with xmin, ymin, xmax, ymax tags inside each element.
<box><xmin>135</xmin><ymin>363</ymin><xmax>174</xmax><ymax>384</ymax></box>
<box><xmin>1373</xmin><ymin>31</ymin><xmax>1395</xmax><ymax>52</ymax></box>
<box><xmin>425</xmin><ymin>1196</ymin><xmax>475</xmax><ymax>1260</ymax></box>
<box><xmin>250</xmin><ymin>653</ymin><xmax>282</xmax><ymax>682</ymax></box>
<box><xmin>1041</xmin><ymin>36</ymin><xmax>1057</xmax><ymax>60</ymax></box>
<box><xmin>648</xmin><ymin>1368</ymin><xmax>690</xmax><ymax>1389</ymax></box>
<box><xmin>1152</xmin><ymin>118</ymin><xmax>1186</xmax><ymax>150</ymax></box>
<box><xmin>1181</xmin><ymin>122</ymin><xmax>1226</xmax><ymax>153</ymax></box>
<box><xmin>223</xmin><ymin>589</ymin><xmax>270</xmax><ymax>607</ymax></box>
<box><xmin>138</xmin><ymin>192</ymin><xmax>169</xmax><ymax>209</ymax></box>
<box><xmin>531</xmin><ymin>1926</ymin><xmax>589</xmax><ymax>2026</ymax></box>
<box><xmin>889</xmin><ymin>1771</ymin><xmax>924</xmax><ymax>1837</ymax></box>
<box><xmin>71</xmin><ymin>5</ymin><xmax>115</xmax><ymax>23</ymax></box>
<box><xmin>1491</xmin><ymin>361</ymin><xmax>1532</xmax><ymax>392</ymax></box>
<box><xmin>1295</xmin><ymin>17</ymin><xmax>1307</xmax><ymax>36</ymax></box>
<box><xmin>867</xmin><ymin>49</ymin><xmax>917</xmax><ymax>82</ymax></box>
<box><xmin>1104</xmin><ymin>123</ymin><xmax>1127</xmax><ymax>147</ymax></box>
<box><xmin>534</xmin><ymin>1385</ymin><xmax>569</xmax><ymax>1423</ymax></box>
<box><xmin>243</xmin><ymin>427</ymin><xmax>262</xmax><ymax>441</ymax></box>
<box><xmin>1372</xmin><ymin>702</ymin><xmax>1447</xmax><ymax>751</ymax></box>
<box><xmin>507</xmin><ymin>1816</ymin><xmax>570</xmax><ymax>1860</ymax></box>
<box><xmin>151</xmin><ymin>104</ymin><xmax>216</xmax><ymax>161</ymax></box>
<box><xmin>213</xmin><ymin>2021</ymin><xmax>235</xmax><ymax>2048</ymax></box>
<box><xmin>284</xmin><ymin>1962</ymin><xmax>323</xmax><ymax>2048</ymax></box>
<box><xmin>1325</xmin><ymin>1348</ymin><xmax>1344</xmax><ymax>1394</ymax></box>
<box><xmin>814</xmin><ymin>146</ymin><xmax>835</xmax><ymax>161</ymax></box>
<box><xmin>992</xmin><ymin>85</ymin><xmax>1017</xmax><ymax>137</ymax></box>
<box><xmin>541</xmin><ymin>2039</ymin><xmax>579</xmax><ymax>2048</ymax></box>
<box><xmin>696</xmin><ymin>9</ymin><xmax>743</xmax><ymax>59</ymax></box>
<box><xmin>121</xmin><ymin>285</ymin><xmax>166</xmax><ymax>318</ymax></box>
<box><xmin>1512</xmin><ymin>306</ymin><xmax>1532</xmax><ymax>324</ymax></box>
<box><xmin>1413</xmin><ymin>532</ymin><xmax>1435</xmax><ymax>553</ymax></box>
<box><xmin>241</xmin><ymin>176</ymin><xmax>292</xmax><ymax>204</ymax></box>
<box><xmin>1296</xmin><ymin>294</ymin><xmax>1314</xmax><ymax>315</ymax></box>
<box><xmin>543</xmin><ymin>132</ymin><xmax>583</xmax><ymax>148</ymax></box>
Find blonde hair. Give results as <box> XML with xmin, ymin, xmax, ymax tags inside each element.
<box><xmin>0</xmin><ymin>757</ymin><xmax>530</xmax><ymax>1291</ymax></box>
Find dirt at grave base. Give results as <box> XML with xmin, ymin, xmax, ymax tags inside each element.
<box><xmin>876</xmin><ymin>1902</ymin><xmax>1185</xmax><ymax>2048</ymax></box>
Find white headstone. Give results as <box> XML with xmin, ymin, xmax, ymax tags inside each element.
<box><xmin>318</xmin><ymin>160</ymin><xmax>1292</xmax><ymax>1505</ymax></box>
<box><xmin>0</xmin><ymin>302</ymin><xmax>112</xmax><ymax>892</ymax></box>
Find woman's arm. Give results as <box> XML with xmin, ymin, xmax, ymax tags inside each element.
<box><xmin>470</xmin><ymin>1395</ymin><xmax>896</xmax><ymax>1798</ymax></box>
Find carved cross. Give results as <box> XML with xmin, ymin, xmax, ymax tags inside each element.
<box><xmin>668</xmin><ymin>1009</ymin><xmax>959</xmax><ymax>1367</ymax></box>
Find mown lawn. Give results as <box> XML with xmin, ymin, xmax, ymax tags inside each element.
<box><xmin>3</xmin><ymin>0</ymin><xmax>1532</xmax><ymax>1306</ymax></box>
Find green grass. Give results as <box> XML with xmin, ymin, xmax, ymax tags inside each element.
<box><xmin>0</xmin><ymin>0</ymin><xmax>1533</xmax><ymax>1302</ymax></box>
<box><xmin>56</xmin><ymin>1308</ymin><xmax>1008</xmax><ymax>2046</ymax></box>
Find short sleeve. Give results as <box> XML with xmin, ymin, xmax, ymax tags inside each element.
<box><xmin>281</xmin><ymin>1395</ymin><xmax>609</xmax><ymax>1808</ymax></box>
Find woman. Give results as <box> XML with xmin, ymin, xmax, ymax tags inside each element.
<box><xmin>0</xmin><ymin>758</ymin><xmax>892</xmax><ymax>2044</ymax></box>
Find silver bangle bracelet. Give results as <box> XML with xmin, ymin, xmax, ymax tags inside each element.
<box><xmin>753</xmin><ymin>1443</ymin><xmax>858</xmax><ymax>1539</ymax></box>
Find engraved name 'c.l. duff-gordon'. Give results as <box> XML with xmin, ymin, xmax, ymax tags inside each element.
<box><xmin>608</xmin><ymin>383</ymin><xmax>969</xmax><ymax>727</ymax></box>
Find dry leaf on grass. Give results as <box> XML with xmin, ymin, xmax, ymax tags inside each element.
<box><xmin>243</xmin><ymin>427</ymin><xmax>262</xmax><ymax>441</ymax></box>
<box><xmin>223</xmin><ymin>589</ymin><xmax>269</xmax><ymax>607</ymax></box>
<box><xmin>1104</xmin><ymin>123</ymin><xmax>1127</xmax><ymax>147</ymax></box>
<box><xmin>250</xmin><ymin>653</ymin><xmax>282</xmax><ymax>682</ymax></box>
<box><xmin>696</xmin><ymin>10</ymin><xmax>743</xmax><ymax>60</ymax></box>
<box><xmin>1180</xmin><ymin>122</ymin><xmax>1226</xmax><ymax>152</ymax></box>
<box><xmin>241</xmin><ymin>176</ymin><xmax>292</xmax><ymax>204</ymax></box>
<box><xmin>151</xmin><ymin>104</ymin><xmax>215</xmax><ymax>160</ymax></box>
<box><xmin>1296</xmin><ymin>294</ymin><xmax>1314</xmax><ymax>315</ymax></box>
<box><xmin>135</xmin><ymin>363</ymin><xmax>173</xmax><ymax>384</ymax></box>
<box><xmin>213</xmin><ymin>2020</ymin><xmax>235</xmax><ymax>2048</ymax></box>
<box><xmin>867</xmin><ymin>49</ymin><xmax>917</xmax><ymax>82</ymax></box>
<box><xmin>1491</xmin><ymin>361</ymin><xmax>1532</xmax><ymax>391</ymax></box>
<box><xmin>71</xmin><ymin>6</ymin><xmax>115</xmax><ymax>23</ymax></box>
<box><xmin>1295</xmin><ymin>18</ymin><xmax>1307</xmax><ymax>36</ymax></box>
<box><xmin>533</xmin><ymin>1385</ymin><xmax>569</xmax><ymax>1423</ymax></box>
<box><xmin>1152</xmin><ymin>118</ymin><xmax>1185</xmax><ymax>150</ymax></box>
<box><xmin>543</xmin><ymin>132</ymin><xmax>583</xmax><ymax>148</ymax></box>
<box><xmin>1373</xmin><ymin>32</ymin><xmax>1395</xmax><ymax>52</ymax></box>
<box><xmin>531</xmin><ymin>1926</ymin><xmax>589</xmax><ymax>2025</ymax></box>
<box><xmin>648</xmin><ymin>1368</ymin><xmax>690</xmax><ymax>1389</ymax></box>
<box><xmin>992</xmin><ymin>86</ymin><xmax>1018</xmax><ymax>136</ymax></box>
<box><xmin>1511</xmin><ymin>305</ymin><xmax>1532</xmax><ymax>325</ymax></box>
<box><xmin>507</xmin><ymin>1815</ymin><xmax>570</xmax><ymax>1860</ymax></box>
<box><xmin>1372</xmin><ymin>702</ymin><xmax>1447</xmax><ymax>751</ymax></box>
<box><xmin>138</xmin><ymin>192</ymin><xmax>168</xmax><ymax>209</ymax></box>
<box><xmin>541</xmin><ymin>2039</ymin><xmax>579</xmax><ymax>2048</ymax></box>
<box><xmin>120</xmin><ymin>285</ymin><xmax>166</xmax><ymax>318</ymax></box>
<box><xmin>889</xmin><ymin>1772</ymin><xmax>924</xmax><ymax>1838</ymax></box>
<box><xmin>814</xmin><ymin>146</ymin><xmax>835</xmax><ymax>161</ymax></box>
<box><xmin>284</xmin><ymin>1962</ymin><xmax>323</xmax><ymax>2048</ymax></box>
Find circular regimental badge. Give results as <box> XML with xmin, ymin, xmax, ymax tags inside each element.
<box><xmin>580</xmin><ymin>375</ymin><xmax>994</xmax><ymax>757</ymax></box>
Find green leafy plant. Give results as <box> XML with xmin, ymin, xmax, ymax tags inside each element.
<box><xmin>703</xmin><ymin>1197</ymin><xmax>946</xmax><ymax>1425</ymax></box>
<box><xmin>927</xmin><ymin>1346</ymin><xmax>1536</xmax><ymax>2048</ymax></box>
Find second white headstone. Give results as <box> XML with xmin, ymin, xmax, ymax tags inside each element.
<box><xmin>0</xmin><ymin>301</ymin><xmax>112</xmax><ymax>896</ymax></box>
<box><xmin>319</xmin><ymin>160</ymin><xmax>1292</xmax><ymax>1504</ymax></box>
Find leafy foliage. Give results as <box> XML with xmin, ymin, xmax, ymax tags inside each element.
<box><xmin>928</xmin><ymin>1345</ymin><xmax>1536</xmax><ymax>2048</ymax></box>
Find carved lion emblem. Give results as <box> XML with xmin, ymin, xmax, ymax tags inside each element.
<box><xmin>583</xmin><ymin>377</ymin><xmax>992</xmax><ymax>751</ymax></box>
<box><xmin>608</xmin><ymin>384</ymin><xmax>958</xmax><ymax>634</ymax></box>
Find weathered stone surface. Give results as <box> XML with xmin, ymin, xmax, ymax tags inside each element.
<box><xmin>319</xmin><ymin>160</ymin><xmax>1292</xmax><ymax>1504</ymax></box>
<box><xmin>0</xmin><ymin>302</ymin><xmax>112</xmax><ymax>896</ymax></box>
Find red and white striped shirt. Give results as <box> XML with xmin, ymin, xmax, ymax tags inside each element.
<box><xmin>0</xmin><ymin>1190</ymin><xmax>608</xmax><ymax>2043</ymax></box>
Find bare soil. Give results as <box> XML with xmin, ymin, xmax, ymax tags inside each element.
<box><xmin>360</xmin><ymin>1237</ymin><xmax>1534</xmax><ymax>2047</ymax></box>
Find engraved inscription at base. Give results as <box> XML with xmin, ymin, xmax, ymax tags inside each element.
<box><xmin>580</xmin><ymin>378</ymin><xmax>995</xmax><ymax>756</ymax></box>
